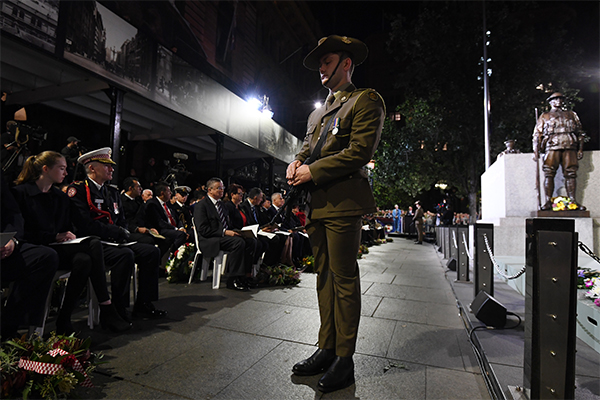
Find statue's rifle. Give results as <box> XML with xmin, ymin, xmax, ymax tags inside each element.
<box><xmin>534</xmin><ymin>107</ymin><xmax>541</xmax><ymax>209</ymax></box>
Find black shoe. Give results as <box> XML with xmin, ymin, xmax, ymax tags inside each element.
<box><xmin>100</xmin><ymin>304</ymin><xmax>132</xmax><ymax>333</ymax></box>
<box><xmin>132</xmin><ymin>302</ymin><xmax>167</xmax><ymax>319</ymax></box>
<box><xmin>292</xmin><ymin>348</ymin><xmax>336</xmax><ymax>376</ymax></box>
<box><xmin>414</xmin><ymin>241</ymin><xmax>422</xmax><ymax>245</ymax></box>
<box><xmin>226</xmin><ymin>278</ymin><xmax>249</xmax><ymax>291</ymax></box>
<box><xmin>55</xmin><ymin>313</ymin><xmax>75</xmax><ymax>336</ymax></box>
<box><xmin>243</xmin><ymin>277</ymin><xmax>258</xmax><ymax>289</ymax></box>
<box><xmin>114</xmin><ymin>304</ymin><xmax>132</xmax><ymax>323</ymax></box>
<box><xmin>317</xmin><ymin>356</ymin><xmax>355</xmax><ymax>393</ymax></box>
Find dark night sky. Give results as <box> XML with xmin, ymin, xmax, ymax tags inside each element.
<box><xmin>306</xmin><ymin>0</ymin><xmax>599</xmax><ymax>144</ymax></box>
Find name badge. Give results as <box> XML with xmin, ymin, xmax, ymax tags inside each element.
<box><xmin>95</xmin><ymin>199</ymin><xmax>104</xmax><ymax>204</ymax></box>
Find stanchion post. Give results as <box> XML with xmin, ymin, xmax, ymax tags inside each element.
<box><xmin>523</xmin><ymin>218</ymin><xmax>577</xmax><ymax>400</ymax></box>
<box><xmin>456</xmin><ymin>226</ymin><xmax>470</xmax><ymax>282</ymax></box>
<box><xmin>473</xmin><ymin>223</ymin><xmax>494</xmax><ymax>297</ymax></box>
<box><xmin>449</xmin><ymin>226</ymin><xmax>458</xmax><ymax>263</ymax></box>
<box><xmin>441</xmin><ymin>226</ymin><xmax>448</xmax><ymax>259</ymax></box>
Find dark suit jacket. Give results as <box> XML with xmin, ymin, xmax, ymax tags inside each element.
<box><xmin>121</xmin><ymin>193</ymin><xmax>145</xmax><ymax>232</ymax></box>
<box><xmin>145</xmin><ymin>197</ymin><xmax>181</xmax><ymax>232</ymax></box>
<box><xmin>193</xmin><ymin>196</ymin><xmax>228</xmax><ymax>258</ymax></box>
<box><xmin>239</xmin><ymin>200</ymin><xmax>268</xmax><ymax>226</ymax></box>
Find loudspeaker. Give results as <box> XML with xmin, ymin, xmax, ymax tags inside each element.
<box><xmin>446</xmin><ymin>258</ymin><xmax>457</xmax><ymax>271</ymax></box>
<box><xmin>470</xmin><ymin>290</ymin><xmax>507</xmax><ymax>328</ymax></box>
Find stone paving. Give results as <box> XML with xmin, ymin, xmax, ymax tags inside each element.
<box><xmin>68</xmin><ymin>238</ymin><xmax>490</xmax><ymax>399</ymax></box>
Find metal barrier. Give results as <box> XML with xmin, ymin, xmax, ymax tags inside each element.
<box><xmin>456</xmin><ymin>226</ymin><xmax>470</xmax><ymax>282</ymax></box>
<box><xmin>523</xmin><ymin>218</ymin><xmax>577</xmax><ymax>400</ymax></box>
<box><xmin>472</xmin><ymin>223</ymin><xmax>494</xmax><ymax>297</ymax></box>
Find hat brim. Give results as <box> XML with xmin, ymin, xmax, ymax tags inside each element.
<box><xmin>303</xmin><ymin>35</ymin><xmax>368</xmax><ymax>71</ymax></box>
<box><xmin>94</xmin><ymin>159</ymin><xmax>117</xmax><ymax>165</ymax></box>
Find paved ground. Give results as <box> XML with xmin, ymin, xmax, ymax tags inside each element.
<box><xmin>63</xmin><ymin>237</ymin><xmax>490</xmax><ymax>399</ymax></box>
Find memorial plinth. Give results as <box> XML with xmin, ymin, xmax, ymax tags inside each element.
<box><xmin>480</xmin><ymin>151</ymin><xmax>600</xmax><ymax>261</ymax></box>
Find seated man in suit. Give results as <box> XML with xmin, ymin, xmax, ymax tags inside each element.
<box><xmin>121</xmin><ymin>177</ymin><xmax>160</xmax><ymax>247</ymax></box>
<box><xmin>145</xmin><ymin>181</ymin><xmax>189</xmax><ymax>255</ymax></box>
<box><xmin>239</xmin><ymin>187</ymin><xmax>284</xmax><ymax>266</ymax></box>
<box><xmin>193</xmin><ymin>178</ymin><xmax>248</xmax><ymax>291</ymax></box>
<box><xmin>68</xmin><ymin>147</ymin><xmax>166</xmax><ymax>319</ymax></box>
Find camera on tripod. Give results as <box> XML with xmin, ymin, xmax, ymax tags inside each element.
<box><xmin>7</xmin><ymin>121</ymin><xmax>48</xmax><ymax>146</ymax></box>
<box><xmin>162</xmin><ymin>152</ymin><xmax>191</xmax><ymax>188</ymax></box>
<box><xmin>2</xmin><ymin>108</ymin><xmax>48</xmax><ymax>173</ymax></box>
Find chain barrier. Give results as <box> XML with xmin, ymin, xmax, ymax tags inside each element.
<box><xmin>462</xmin><ymin>231</ymin><xmax>474</xmax><ymax>261</ymax></box>
<box><xmin>578</xmin><ymin>241</ymin><xmax>600</xmax><ymax>266</ymax></box>
<box><xmin>482</xmin><ymin>233</ymin><xmax>526</xmax><ymax>280</ymax></box>
<box><xmin>452</xmin><ymin>230</ymin><xmax>458</xmax><ymax>251</ymax></box>
<box><xmin>577</xmin><ymin>317</ymin><xmax>600</xmax><ymax>346</ymax></box>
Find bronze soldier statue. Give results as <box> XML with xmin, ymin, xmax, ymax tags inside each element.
<box><xmin>532</xmin><ymin>92</ymin><xmax>586</xmax><ymax>210</ymax></box>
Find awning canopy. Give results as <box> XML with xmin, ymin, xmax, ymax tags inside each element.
<box><xmin>1</xmin><ymin>36</ymin><xmax>302</xmax><ymax>176</ymax></box>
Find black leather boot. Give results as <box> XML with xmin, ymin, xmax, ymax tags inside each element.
<box><xmin>317</xmin><ymin>356</ymin><xmax>355</xmax><ymax>393</ymax></box>
<box><xmin>55</xmin><ymin>311</ymin><xmax>75</xmax><ymax>336</ymax></box>
<box><xmin>100</xmin><ymin>304</ymin><xmax>132</xmax><ymax>333</ymax></box>
<box><xmin>292</xmin><ymin>348</ymin><xmax>336</xmax><ymax>376</ymax></box>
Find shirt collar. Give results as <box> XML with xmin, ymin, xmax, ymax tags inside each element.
<box><xmin>208</xmin><ymin>195</ymin><xmax>219</xmax><ymax>205</ymax></box>
<box><xmin>331</xmin><ymin>82</ymin><xmax>354</xmax><ymax>102</ymax></box>
<box><xmin>88</xmin><ymin>177</ymin><xmax>103</xmax><ymax>191</ymax></box>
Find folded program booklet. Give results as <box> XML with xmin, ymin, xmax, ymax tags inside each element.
<box><xmin>233</xmin><ymin>224</ymin><xmax>258</xmax><ymax>238</ymax></box>
<box><xmin>0</xmin><ymin>232</ymin><xmax>16</xmax><ymax>248</ymax></box>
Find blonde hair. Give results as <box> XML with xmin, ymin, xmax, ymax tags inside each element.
<box><xmin>14</xmin><ymin>151</ymin><xmax>65</xmax><ymax>185</ymax></box>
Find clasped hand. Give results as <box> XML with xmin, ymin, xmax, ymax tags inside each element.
<box><xmin>286</xmin><ymin>160</ymin><xmax>312</xmax><ymax>186</ymax></box>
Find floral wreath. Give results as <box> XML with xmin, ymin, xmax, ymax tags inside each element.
<box><xmin>552</xmin><ymin>196</ymin><xmax>579</xmax><ymax>211</ymax></box>
<box><xmin>578</xmin><ymin>268</ymin><xmax>600</xmax><ymax>307</ymax></box>
<box><xmin>166</xmin><ymin>242</ymin><xmax>197</xmax><ymax>283</ymax></box>
<box><xmin>0</xmin><ymin>333</ymin><xmax>103</xmax><ymax>399</ymax></box>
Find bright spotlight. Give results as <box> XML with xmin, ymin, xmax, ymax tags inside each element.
<box><xmin>314</xmin><ymin>101</ymin><xmax>322</xmax><ymax>109</ymax></box>
<box><xmin>247</xmin><ymin>97</ymin><xmax>262</xmax><ymax>110</ymax></box>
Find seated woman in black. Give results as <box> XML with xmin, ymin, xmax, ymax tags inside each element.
<box><xmin>12</xmin><ymin>151</ymin><xmax>131</xmax><ymax>334</ymax></box>
<box><xmin>223</xmin><ymin>184</ymin><xmax>263</xmax><ymax>285</ymax></box>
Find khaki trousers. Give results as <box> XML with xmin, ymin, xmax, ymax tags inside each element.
<box><xmin>306</xmin><ymin>216</ymin><xmax>362</xmax><ymax>357</ymax></box>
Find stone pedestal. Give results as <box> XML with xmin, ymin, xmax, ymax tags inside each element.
<box><xmin>480</xmin><ymin>151</ymin><xmax>600</xmax><ymax>260</ymax></box>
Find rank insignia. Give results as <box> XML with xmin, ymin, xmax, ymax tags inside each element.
<box><xmin>67</xmin><ymin>187</ymin><xmax>77</xmax><ymax>198</ymax></box>
<box><xmin>341</xmin><ymin>36</ymin><xmax>351</xmax><ymax>44</ymax></box>
<box><xmin>368</xmin><ymin>92</ymin><xmax>378</xmax><ymax>101</ymax></box>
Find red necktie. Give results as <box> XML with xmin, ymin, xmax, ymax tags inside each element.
<box><xmin>164</xmin><ymin>203</ymin><xmax>177</xmax><ymax>226</ymax></box>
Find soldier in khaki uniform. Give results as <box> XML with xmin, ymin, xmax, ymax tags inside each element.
<box><xmin>287</xmin><ymin>35</ymin><xmax>385</xmax><ymax>393</ymax></box>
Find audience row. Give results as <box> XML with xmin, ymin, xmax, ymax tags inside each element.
<box><xmin>1</xmin><ymin>147</ymin><xmax>310</xmax><ymax>340</ymax></box>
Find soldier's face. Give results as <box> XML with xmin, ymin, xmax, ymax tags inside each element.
<box><xmin>319</xmin><ymin>53</ymin><xmax>341</xmax><ymax>89</ymax></box>
<box><xmin>550</xmin><ymin>98</ymin><xmax>563</xmax><ymax>108</ymax></box>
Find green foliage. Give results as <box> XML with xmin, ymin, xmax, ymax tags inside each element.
<box><xmin>258</xmin><ymin>264</ymin><xmax>301</xmax><ymax>286</ymax></box>
<box><xmin>375</xmin><ymin>1</ymin><xmax>587</xmax><ymax>213</ymax></box>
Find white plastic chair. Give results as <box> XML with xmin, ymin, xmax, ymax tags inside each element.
<box><xmin>189</xmin><ymin>218</ymin><xmax>227</xmax><ymax>289</ymax></box>
<box><xmin>88</xmin><ymin>264</ymin><xmax>138</xmax><ymax>329</ymax></box>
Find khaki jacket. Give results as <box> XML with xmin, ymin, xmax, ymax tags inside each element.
<box><xmin>296</xmin><ymin>83</ymin><xmax>385</xmax><ymax>219</ymax></box>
